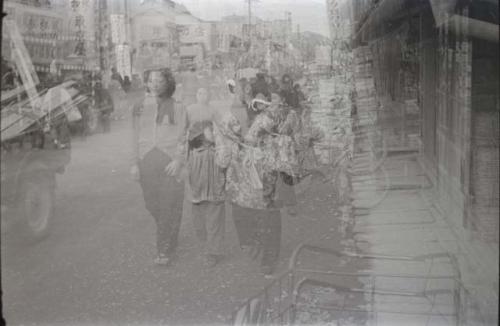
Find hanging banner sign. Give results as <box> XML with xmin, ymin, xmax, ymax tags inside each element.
<box><xmin>110</xmin><ymin>14</ymin><xmax>127</xmax><ymax>44</ymax></box>
<box><xmin>116</xmin><ymin>44</ymin><xmax>131</xmax><ymax>78</ymax></box>
<box><xmin>179</xmin><ymin>24</ymin><xmax>207</xmax><ymax>44</ymax></box>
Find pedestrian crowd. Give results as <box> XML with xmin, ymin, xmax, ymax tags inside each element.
<box><xmin>130</xmin><ymin>65</ymin><xmax>324</xmax><ymax>277</ymax></box>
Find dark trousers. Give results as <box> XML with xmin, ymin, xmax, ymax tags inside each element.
<box><xmin>164</xmin><ymin>97</ymin><xmax>175</xmax><ymax>125</ymax></box>
<box><xmin>192</xmin><ymin>201</ymin><xmax>225</xmax><ymax>256</ymax></box>
<box><xmin>232</xmin><ymin>204</ymin><xmax>282</xmax><ymax>268</ymax></box>
<box><xmin>277</xmin><ymin>177</ymin><xmax>297</xmax><ymax>207</ymax></box>
<box><xmin>139</xmin><ymin>148</ymin><xmax>184</xmax><ymax>256</ymax></box>
<box><xmin>100</xmin><ymin>112</ymin><xmax>111</xmax><ymax>133</ymax></box>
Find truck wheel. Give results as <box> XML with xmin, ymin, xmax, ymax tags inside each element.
<box><xmin>18</xmin><ymin>175</ymin><xmax>55</xmax><ymax>243</ymax></box>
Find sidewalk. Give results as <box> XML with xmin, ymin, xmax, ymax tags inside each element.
<box><xmin>347</xmin><ymin>125</ymin><xmax>489</xmax><ymax>325</ymax></box>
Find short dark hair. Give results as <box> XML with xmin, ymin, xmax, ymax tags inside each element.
<box><xmin>143</xmin><ymin>68</ymin><xmax>176</xmax><ymax>98</ymax></box>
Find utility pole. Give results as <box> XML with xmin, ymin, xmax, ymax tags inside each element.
<box><xmin>124</xmin><ymin>0</ymin><xmax>128</xmax><ymax>41</ymax></box>
<box><xmin>246</xmin><ymin>0</ymin><xmax>252</xmax><ymax>43</ymax></box>
<box><xmin>123</xmin><ymin>0</ymin><xmax>132</xmax><ymax>76</ymax></box>
<box><xmin>246</xmin><ymin>0</ymin><xmax>259</xmax><ymax>45</ymax></box>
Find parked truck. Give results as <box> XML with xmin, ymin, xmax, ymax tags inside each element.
<box><xmin>1</xmin><ymin>20</ymin><xmax>74</xmax><ymax>243</ymax></box>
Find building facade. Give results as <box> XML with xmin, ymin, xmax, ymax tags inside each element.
<box><xmin>128</xmin><ymin>0</ymin><xmax>178</xmax><ymax>74</ymax></box>
<box><xmin>351</xmin><ymin>1</ymin><xmax>499</xmax><ymax>324</ymax></box>
<box><xmin>2</xmin><ymin>0</ymin><xmax>102</xmax><ymax>74</ymax></box>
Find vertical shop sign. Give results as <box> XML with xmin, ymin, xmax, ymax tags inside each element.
<box><xmin>110</xmin><ymin>14</ymin><xmax>126</xmax><ymax>45</ymax></box>
<box><xmin>69</xmin><ymin>0</ymin><xmax>96</xmax><ymax>59</ymax></box>
<box><xmin>71</xmin><ymin>0</ymin><xmax>85</xmax><ymax>56</ymax></box>
<box><xmin>116</xmin><ymin>44</ymin><xmax>131</xmax><ymax>78</ymax></box>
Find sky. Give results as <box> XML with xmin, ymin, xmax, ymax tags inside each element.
<box><xmin>175</xmin><ymin>0</ymin><xmax>330</xmax><ymax>38</ymax></box>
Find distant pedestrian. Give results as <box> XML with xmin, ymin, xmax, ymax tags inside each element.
<box><xmin>166</xmin><ymin>88</ymin><xmax>228</xmax><ymax>268</ymax></box>
<box><xmin>94</xmin><ymin>81</ymin><xmax>114</xmax><ymax>133</ymax></box>
<box><xmin>227</xmin><ymin>79</ymin><xmax>242</xmax><ymax>110</ymax></box>
<box><xmin>111</xmin><ymin>67</ymin><xmax>124</xmax><ymax>88</ymax></box>
<box><xmin>251</xmin><ymin>72</ymin><xmax>271</xmax><ymax>100</ymax></box>
<box><xmin>294</xmin><ymin>83</ymin><xmax>306</xmax><ymax>103</ymax></box>
<box><xmin>280</xmin><ymin>74</ymin><xmax>300</xmax><ymax>109</ymax></box>
<box><xmin>130</xmin><ymin>67</ymin><xmax>183</xmax><ymax>266</ymax></box>
<box><xmin>122</xmin><ymin>76</ymin><xmax>131</xmax><ymax>93</ymax></box>
<box><xmin>269</xmin><ymin>76</ymin><xmax>280</xmax><ymax>94</ymax></box>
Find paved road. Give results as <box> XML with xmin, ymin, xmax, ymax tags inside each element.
<box><xmin>1</xmin><ymin>99</ymin><xmax>343</xmax><ymax>325</ymax></box>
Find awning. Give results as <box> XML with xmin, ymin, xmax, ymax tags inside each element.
<box><xmin>354</xmin><ymin>0</ymin><xmax>408</xmax><ymax>44</ymax></box>
<box><xmin>354</xmin><ymin>0</ymin><xmax>498</xmax><ymax>44</ymax></box>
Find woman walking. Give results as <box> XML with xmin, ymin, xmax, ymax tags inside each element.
<box><xmin>166</xmin><ymin>88</ymin><xmax>227</xmax><ymax>268</ymax></box>
<box><xmin>130</xmin><ymin>67</ymin><xmax>183</xmax><ymax>267</ymax></box>
<box><xmin>225</xmin><ymin>92</ymin><xmax>300</xmax><ymax>277</ymax></box>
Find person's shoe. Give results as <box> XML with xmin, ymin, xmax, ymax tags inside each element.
<box><xmin>154</xmin><ymin>254</ymin><xmax>172</xmax><ymax>266</ymax></box>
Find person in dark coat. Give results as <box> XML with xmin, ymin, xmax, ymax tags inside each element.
<box><xmin>269</xmin><ymin>76</ymin><xmax>280</xmax><ymax>94</ymax></box>
<box><xmin>294</xmin><ymin>83</ymin><xmax>306</xmax><ymax>102</ymax></box>
<box><xmin>122</xmin><ymin>76</ymin><xmax>131</xmax><ymax>93</ymax></box>
<box><xmin>95</xmin><ymin>81</ymin><xmax>114</xmax><ymax>133</ymax></box>
<box><xmin>111</xmin><ymin>67</ymin><xmax>124</xmax><ymax>87</ymax></box>
<box><xmin>279</xmin><ymin>74</ymin><xmax>300</xmax><ymax>109</ymax></box>
<box><xmin>278</xmin><ymin>74</ymin><xmax>301</xmax><ymax>216</ymax></box>
<box><xmin>251</xmin><ymin>72</ymin><xmax>271</xmax><ymax>100</ymax></box>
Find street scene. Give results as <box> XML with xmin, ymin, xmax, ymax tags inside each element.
<box><xmin>1</xmin><ymin>0</ymin><xmax>498</xmax><ymax>325</ymax></box>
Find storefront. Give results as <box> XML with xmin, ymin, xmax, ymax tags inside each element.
<box><xmin>352</xmin><ymin>1</ymin><xmax>499</xmax><ymax>323</ymax></box>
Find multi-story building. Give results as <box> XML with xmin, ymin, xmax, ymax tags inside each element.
<box><xmin>128</xmin><ymin>0</ymin><xmax>178</xmax><ymax>74</ymax></box>
<box><xmin>2</xmin><ymin>0</ymin><xmax>64</xmax><ymax>73</ymax></box>
<box><xmin>214</xmin><ymin>20</ymin><xmax>243</xmax><ymax>53</ymax></box>
<box><xmin>218</xmin><ymin>13</ymin><xmax>292</xmax><ymax>49</ymax></box>
<box><xmin>3</xmin><ymin>0</ymin><xmax>104</xmax><ymax>76</ymax></box>
<box><xmin>325</xmin><ymin>0</ymin><xmax>353</xmax><ymax>41</ymax></box>
<box><xmin>220</xmin><ymin>14</ymin><xmax>261</xmax><ymax>41</ymax></box>
<box><xmin>176</xmin><ymin>19</ymin><xmax>217</xmax><ymax>69</ymax></box>
<box><xmin>255</xmin><ymin>17</ymin><xmax>291</xmax><ymax>46</ymax></box>
<box><xmin>325</xmin><ymin>0</ymin><xmax>354</xmax><ymax>80</ymax></box>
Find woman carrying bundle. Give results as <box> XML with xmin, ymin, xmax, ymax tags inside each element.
<box><xmin>218</xmin><ymin>92</ymin><xmax>301</xmax><ymax>277</ymax></box>
<box><xmin>166</xmin><ymin>88</ymin><xmax>228</xmax><ymax>268</ymax></box>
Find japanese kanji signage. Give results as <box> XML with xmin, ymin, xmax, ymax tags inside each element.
<box><xmin>116</xmin><ymin>44</ymin><xmax>131</xmax><ymax>78</ymax></box>
<box><xmin>179</xmin><ymin>24</ymin><xmax>208</xmax><ymax>44</ymax></box>
<box><xmin>71</xmin><ymin>0</ymin><xmax>86</xmax><ymax>56</ymax></box>
<box><xmin>69</xmin><ymin>0</ymin><xmax>96</xmax><ymax>58</ymax></box>
<box><xmin>110</xmin><ymin>14</ymin><xmax>127</xmax><ymax>45</ymax></box>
